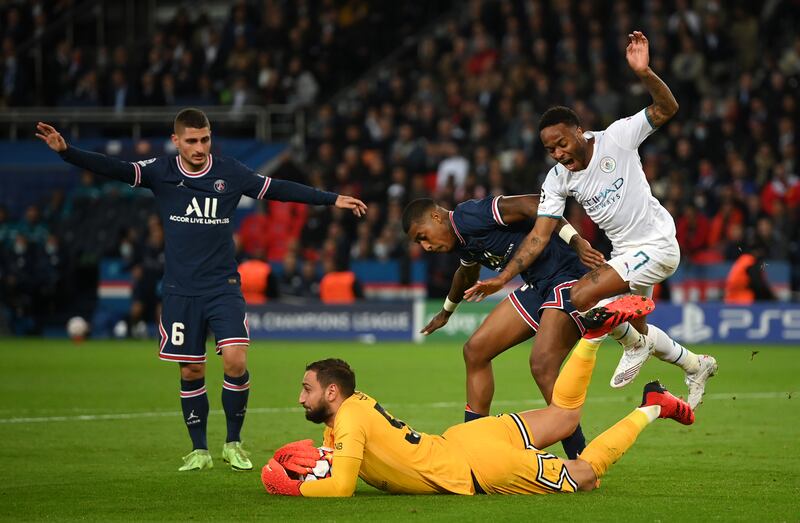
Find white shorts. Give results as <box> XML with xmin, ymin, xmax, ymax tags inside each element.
<box><xmin>607</xmin><ymin>239</ymin><xmax>680</xmax><ymax>296</ymax></box>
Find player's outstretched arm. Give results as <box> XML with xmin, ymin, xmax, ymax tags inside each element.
<box><xmin>626</xmin><ymin>31</ymin><xmax>678</xmax><ymax>127</ymax></box>
<box><xmin>421</xmin><ymin>263</ymin><xmax>480</xmax><ymax>336</ymax></box>
<box><xmin>36</xmin><ymin>122</ymin><xmax>138</xmax><ymax>185</ymax></box>
<box><xmin>261</xmin><ymin>178</ymin><xmax>367</xmax><ymax>217</ymax></box>
<box><xmin>464</xmin><ymin>216</ymin><xmax>559</xmax><ymax>301</ymax></box>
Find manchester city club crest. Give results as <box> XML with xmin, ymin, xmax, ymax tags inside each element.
<box><xmin>214</xmin><ymin>179</ymin><xmax>227</xmax><ymax>193</ymax></box>
<box><xmin>600</xmin><ymin>156</ymin><xmax>616</xmax><ymax>173</ymax></box>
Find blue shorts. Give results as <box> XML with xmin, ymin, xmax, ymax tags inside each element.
<box><xmin>507</xmin><ymin>277</ymin><xmax>585</xmax><ymax>336</ymax></box>
<box><xmin>158</xmin><ymin>293</ymin><xmax>249</xmax><ymax>363</ymax></box>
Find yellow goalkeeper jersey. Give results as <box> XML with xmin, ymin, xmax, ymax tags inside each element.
<box><xmin>319</xmin><ymin>391</ymin><xmax>474</xmax><ymax>495</ymax></box>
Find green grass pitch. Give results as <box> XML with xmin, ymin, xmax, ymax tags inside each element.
<box><xmin>0</xmin><ymin>338</ymin><xmax>798</xmax><ymax>521</ymax></box>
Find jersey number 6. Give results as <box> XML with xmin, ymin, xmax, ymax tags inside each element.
<box><xmin>171</xmin><ymin>322</ymin><xmax>185</xmax><ymax>346</ymax></box>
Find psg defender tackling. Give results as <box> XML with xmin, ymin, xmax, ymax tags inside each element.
<box><xmin>464</xmin><ymin>31</ymin><xmax>716</xmax><ymax>408</ymax></box>
<box><xmin>403</xmin><ymin>195</ymin><xmax>611</xmax><ymax>459</ymax></box>
<box><xmin>36</xmin><ymin>109</ymin><xmax>367</xmax><ymax>471</ymax></box>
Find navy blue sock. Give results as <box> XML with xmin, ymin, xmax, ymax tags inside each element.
<box><xmin>222</xmin><ymin>371</ymin><xmax>250</xmax><ymax>443</ymax></box>
<box><xmin>180</xmin><ymin>378</ymin><xmax>208</xmax><ymax>450</ymax></box>
<box><xmin>561</xmin><ymin>423</ymin><xmax>586</xmax><ymax>459</ymax></box>
<box><xmin>464</xmin><ymin>404</ymin><xmax>486</xmax><ymax>423</ymax></box>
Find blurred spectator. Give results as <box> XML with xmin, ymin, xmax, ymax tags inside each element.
<box><xmin>0</xmin><ymin>205</ymin><xmax>13</xmax><ymax>247</ymax></box>
<box><xmin>751</xmin><ymin>216</ymin><xmax>788</xmax><ymax>260</ymax></box>
<box><xmin>238</xmin><ymin>201</ymin><xmax>271</xmax><ymax>258</ymax></box>
<box><xmin>761</xmin><ymin>165</ymin><xmax>800</xmax><ymax>216</ymax></box>
<box><xmin>299</xmin><ymin>258</ymin><xmax>321</xmax><ymax>299</ymax></box>
<box><xmin>2</xmin><ymin>235</ymin><xmax>38</xmax><ymax>333</ymax></box>
<box><xmin>16</xmin><ymin>205</ymin><xmax>49</xmax><ymax>246</ymax></box>
<box><xmin>107</xmin><ymin>70</ymin><xmax>133</xmax><ymax>111</ymax></box>
<box><xmin>319</xmin><ymin>258</ymin><xmax>363</xmax><ymax>304</ymax></box>
<box><xmin>282</xmin><ymin>56</ymin><xmax>319</xmax><ymax>110</ymax></box>
<box><xmin>128</xmin><ymin>218</ymin><xmax>165</xmax><ymax>337</ymax></box>
<box><xmin>676</xmin><ymin>205</ymin><xmax>710</xmax><ymax>263</ymax></box>
<box><xmin>238</xmin><ymin>253</ymin><xmax>277</xmax><ymax>305</ymax></box>
<box><xmin>350</xmin><ymin>221</ymin><xmax>374</xmax><ymax>261</ymax></box>
<box><xmin>724</xmin><ymin>248</ymin><xmax>776</xmax><ymax>304</ymax></box>
<box><xmin>435</xmin><ymin>142</ymin><xmax>469</xmax><ymax>196</ymax></box>
<box><xmin>1</xmin><ymin>36</ymin><xmax>26</xmax><ymax>105</ymax></box>
<box><xmin>277</xmin><ymin>251</ymin><xmax>307</xmax><ymax>299</ymax></box>
<box><xmin>37</xmin><ymin>234</ymin><xmax>63</xmax><ymax>319</ymax></box>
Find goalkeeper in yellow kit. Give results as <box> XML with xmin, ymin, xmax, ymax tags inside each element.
<box><xmin>261</xmin><ymin>295</ymin><xmax>695</xmax><ymax>496</ymax></box>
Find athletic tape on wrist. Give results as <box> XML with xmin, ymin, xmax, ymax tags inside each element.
<box><xmin>559</xmin><ymin>224</ymin><xmax>578</xmax><ymax>244</ymax></box>
<box><xmin>443</xmin><ymin>297</ymin><xmax>459</xmax><ymax>313</ymax></box>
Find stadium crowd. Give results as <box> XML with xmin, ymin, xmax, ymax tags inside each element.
<box><xmin>2</xmin><ymin>0</ymin><xmax>800</xmax><ymax>334</ymax></box>
<box><xmin>1</xmin><ymin>1</ymin><xmax>443</xmax><ymax>109</ymax></box>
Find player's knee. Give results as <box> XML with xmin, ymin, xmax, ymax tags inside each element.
<box><xmin>529</xmin><ymin>354</ymin><xmax>561</xmax><ymax>383</ymax></box>
<box><xmin>569</xmin><ymin>283</ymin><xmax>595</xmax><ymax>312</ymax></box>
<box><xmin>462</xmin><ymin>338</ymin><xmax>488</xmax><ymax>368</ymax></box>
<box><xmin>180</xmin><ymin>363</ymin><xmax>205</xmax><ymax>380</ymax></box>
<box><xmin>529</xmin><ymin>355</ymin><xmax>557</xmax><ymax>384</ymax></box>
<box><xmin>221</xmin><ymin>346</ymin><xmax>248</xmax><ymax>376</ymax></box>
<box><xmin>223</xmin><ymin>359</ymin><xmax>247</xmax><ymax>377</ymax></box>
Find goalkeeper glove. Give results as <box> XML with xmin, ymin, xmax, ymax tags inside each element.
<box><xmin>273</xmin><ymin>439</ymin><xmax>320</xmax><ymax>476</ymax></box>
<box><xmin>261</xmin><ymin>458</ymin><xmax>302</xmax><ymax>496</ymax></box>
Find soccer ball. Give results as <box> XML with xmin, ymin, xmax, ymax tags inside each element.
<box><xmin>302</xmin><ymin>447</ymin><xmax>333</xmax><ymax>481</ymax></box>
<box><xmin>66</xmin><ymin>316</ymin><xmax>90</xmax><ymax>341</ymax></box>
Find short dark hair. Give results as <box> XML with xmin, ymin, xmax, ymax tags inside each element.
<box><xmin>174</xmin><ymin>108</ymin><xmax>210</xmax><ymax>133</ymax></box>
<box><xmin>402</xmin><ymin>198</ymin><xmax>437</xmax><ymax>234</ymax></box>
<box><xmin>306</xmin><ymin>358</ymin><xmax>356</xmax><ymax>398</ymax></box>
<box><xmin>538</xmin><ymin>106</ymin><xmax>581</xmax><ymax>133</ymax></box>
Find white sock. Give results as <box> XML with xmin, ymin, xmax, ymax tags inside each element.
<box><xmin>611</xmin><ymin>322</ymin><xmax>640</xmax><ymax>348</ymax></box>
<box><xmin>637</xmin><ymin>405</ymin><xmax>661</xmax><ymax>423</ymax></box>
<box><xmin>647</xmin><ymin>325</ymin><xmax>700</xmax><ymax>374</ymax></box>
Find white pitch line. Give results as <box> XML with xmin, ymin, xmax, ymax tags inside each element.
<box><xmin>0</xmin><ymin>392</ymin><xmax>791</xmax><ymax>425</ymax></box>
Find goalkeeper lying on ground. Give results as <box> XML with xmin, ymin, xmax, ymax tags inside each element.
<box><xmin>262</xmin><ymin>295</ymin><xmax>695</xmax><ymax>496</ymax></box>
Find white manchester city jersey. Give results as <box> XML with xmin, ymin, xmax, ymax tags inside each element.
<box><xmin>537</xmin><ymin>109</ymin><xmax>676</xmax><ymax>252</ymax></box>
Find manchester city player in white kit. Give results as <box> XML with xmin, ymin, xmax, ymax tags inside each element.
<box><xmin>464</xmin><ymin>32</ymin><xmax>716</xmax><ymax>409</ymax></box>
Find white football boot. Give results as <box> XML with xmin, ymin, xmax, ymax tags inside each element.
<box><xmin>685</xmin><ymin>355</ymin><xmax>718</xmax><ymax>409</ymax></box>
<box><xmin>610</xmin><ymin>333</ymin><xmax>655</xmax><ymax>388</ymax></box>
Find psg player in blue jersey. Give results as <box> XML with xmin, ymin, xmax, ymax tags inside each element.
<box><xmin>403</xmin><ymin>196</ymin><xmax>644</xmax><ymax>458</ymax></box>
<box><xmin>36</xmin><ymin>109</ymin><xmax>367</xmax><ymax>472</ymax></box>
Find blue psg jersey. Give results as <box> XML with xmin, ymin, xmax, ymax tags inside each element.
<box><xmin>451</xmin><ymin>196</ymin><xmax>586</xmax><ymax>285</ymax></box>
<box><xmin>131</xmin><ymin>154</ymin><xmax>272</xmax><ymax>296</ymax></box>
<box><xmin>59</xmin><ymin>146</ymin><xmax>338</xmax><ymax>297</ymax></box>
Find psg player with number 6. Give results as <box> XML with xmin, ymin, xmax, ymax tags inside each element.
<box><xmin>37</xmin><ymin>109</ymin><xmax>367</xmax><ymax>472</ymax></box>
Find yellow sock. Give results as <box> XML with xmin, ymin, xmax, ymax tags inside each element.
<box><xmin>551</xmin><ymin>338</ymin><xmax>600</xmax><ymax>409</ymax></box>
<box><xmin>579</xmin><ymin>410</ymin><xmax>651</xmax><ymax>479</ymax></box>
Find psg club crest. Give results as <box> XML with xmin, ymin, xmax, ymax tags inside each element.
<box><xmin>600</xmin><ymin>156</ymin><xmax>616</xmax><ymax>173</ymax></box>
<box><xmin>214</xmin><ymin>179</ymin><xmax>227</xmax><ymax>193</ymax></box>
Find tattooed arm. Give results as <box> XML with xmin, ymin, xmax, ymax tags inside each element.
<box><xmin>626</xmin><ymin>31</ymin><xmax>678</xmax><ymax>127</ymax></box>
<box><xmin>463</xmin><ymin>216</ymin><xmax>559</xmax><ymax>301</ymax></box>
